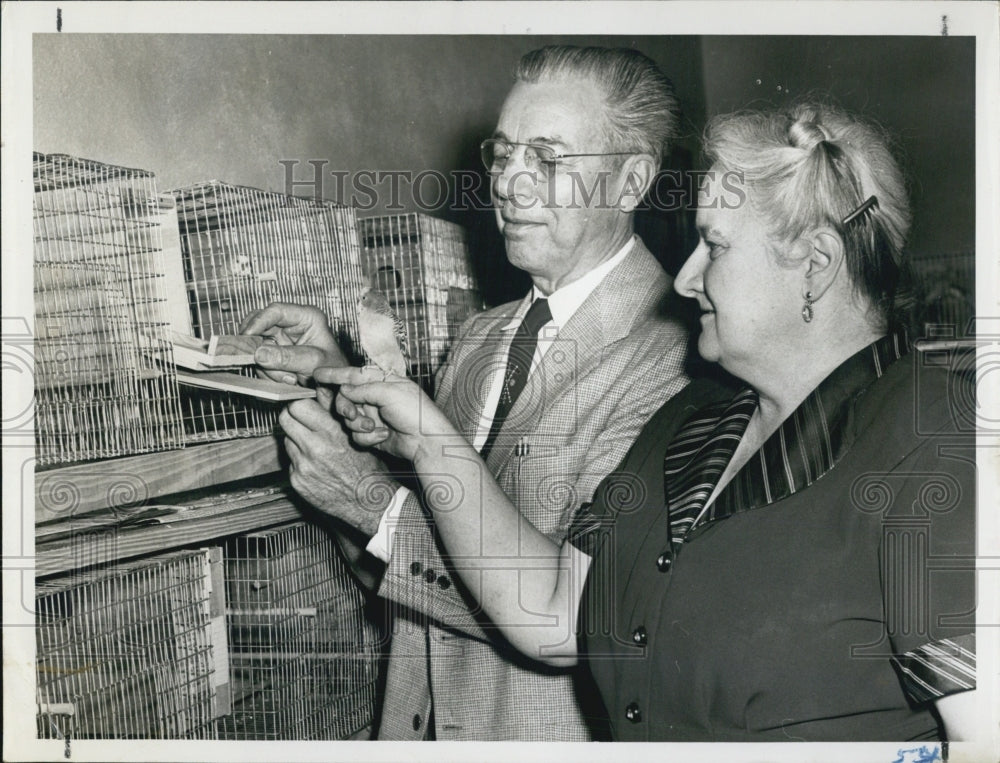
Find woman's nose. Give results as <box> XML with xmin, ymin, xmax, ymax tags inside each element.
<box><xmin>674</xmin><ymin>242</ymin><xmax>706</xmax><ymax>298</ymax></box>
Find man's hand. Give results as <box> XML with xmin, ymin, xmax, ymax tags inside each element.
<box><xmin>278</xmin><ymin>397</ymin><xmax>397</xmax><ymax>538</ymax></box>
<box><xmin>254</xmin><ymin>343</ymin><xmax>340</xmax><ymax>388</ymax></box>
<box><xmin>240</xmin><ymin>302</ymin><xmax>349</xmax><ymax>385</ymax></box>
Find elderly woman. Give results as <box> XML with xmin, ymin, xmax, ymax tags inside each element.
<box><xmin>322</xmin><ymin>102</ymin><xmax>977</xmax><ymax>742</ymax></box>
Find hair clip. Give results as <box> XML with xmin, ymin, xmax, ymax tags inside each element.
<box><xmin>841</xmin><ymin>195</ymin><xmax>879</xmax><ymax>226</ymax></box>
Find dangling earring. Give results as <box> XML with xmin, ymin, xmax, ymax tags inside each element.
<box><xmin>802</xmin><ymin>291</ymin><xmax>814</xmax><ymax>323</ymax></box>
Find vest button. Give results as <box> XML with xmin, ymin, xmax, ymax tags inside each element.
<box><xmin>632</xmin><ymin>625</ymin><xmax>647</xmax><ymax>645</ymax></box>
<box><xmin>412</xmin><ymin>713</ymin><xmax>422</xmax><ymax>731</ymax></box>
<box><xmin>656</xmin><ymin>552</ymin><xmax>671</xmax><ymax>572</ymax></box>
<box><xmin>625</xmin><ymin>702</ymin><xmax>642</xmax><ymax>723</ymax></box>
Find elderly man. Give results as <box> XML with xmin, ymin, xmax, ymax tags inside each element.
<box><xmin>243</xmin><ymin>45</ymin><xmax>689</xmax><ymax>740</ymax></box>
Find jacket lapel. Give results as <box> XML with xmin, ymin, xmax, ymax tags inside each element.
<box><xmin>483</xmin><ymin>240</ymin><xmax>668</xmax><ymax>473</ymax></box>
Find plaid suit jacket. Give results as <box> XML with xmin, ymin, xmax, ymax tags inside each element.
<box><xmin>375</xmin><ymin>240</ymin><xmax>689</xmax><ymax>740</ymax></box>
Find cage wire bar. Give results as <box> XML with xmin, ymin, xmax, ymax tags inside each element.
<box><xmin>33</xmin><ymin>152</ymin><xmax>185</xmax><ymax>466</ymax></box>
<box><xmin>169</xmin><ymin>182</ymin><xmax>368</xmax><ymax>442</ymax></box>
<box><xmin>36</xmin><ymin>549</ymin><xmax>218</xmax><ymax>740</ymax></box>
<box><xmin>218</xmin><ymin>521</ymin><xmax>380</xmax><ymax>740</ymax></box>
<box><xmin>359</xmin><ymin>213</ymin><xmax>485</xmax><ymax>392</ymax></box>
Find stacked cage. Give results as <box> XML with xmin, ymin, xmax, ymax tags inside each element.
<box><xmin>359</xmin><ymin>213</ymin><xmax>485</xmax><ymax>391</ymax></box>
<box><xmin>170</xmin><ymin>182</ymin><xmax>368</xmax><ymax>441</ymax></box>
<box><xmin>36</xmin><ymin>550</ymin><xmax>219</xmax><ymax>740</ymax></box>
<box><xmin>218</xmin><ymin>522</ymin><xmax>379</xmax><ymax>740</ymax></box>
<box><xmin>33</xmin><ymin>152</ymin><xmax>185</xmax><ymax>466</ymax></box>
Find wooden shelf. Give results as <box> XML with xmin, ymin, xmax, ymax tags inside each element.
<box><xmin>35</xmin><ymin>436</ymin><xmax>285</xmax><ymax>524</ymax></box>
<box><xmin>36</xmin><ymin>494</ymin><xmax>303</xmax><ymax>577</ymax></box>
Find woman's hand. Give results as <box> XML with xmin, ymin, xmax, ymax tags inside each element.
<box><xmin>317</xmin><ymin>364</ymin><xmax>582</xmax><ymax>666</ymax></box>
<box><xmin>317</xmin><ymin>365</ymin><xmax>460</xmax><ymax>463</ymax></box>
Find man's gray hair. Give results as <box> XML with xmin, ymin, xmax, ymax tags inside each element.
<box><xmin>516</xmin><ymin>46</ymin><xmax>679</xmax><ymax>167</ymax></box>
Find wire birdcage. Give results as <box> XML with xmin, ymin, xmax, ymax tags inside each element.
<box><xmin>33</xmin><ymin>152</ymin><xmax>185</xmax><ymax>466</ymax></box>
<box><xmin>218</xmin><ymin>521</ymin><xmax>380</xmax><ymax>740</ymax></box>
<box><xmin>36</xmin><ymin>549</ymin><xmax>218</xmax><ymax>740</ymax></box>
<box><xmin>359</xmin><ymin>213</ymin><xmax>485</xmax><ymax>391</ymax></box>
<box><xmin>169</xmin><ymin>182</ymin><xmax>368</xmax><ymax>442</ymax></box>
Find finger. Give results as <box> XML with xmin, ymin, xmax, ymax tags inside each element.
<box><xmin>342</xmin><ymin>413</ymin><xmax>377</xmax><ymax>434</ymax></box>
<box><xmin>239</xmin><ymin>307</ymin><xmax>263</xmax><ymax>334</ymax></box>
<box><xmin>256</xmin><ymin>326</ymin><xmax>292</xmax><ymax>346</ymax></box>
<box><xmin>334</xmin><ymin>392</ymin><xmax>360</xmax><ymax>420</ymax></box>
<box><xmin>352</xmin><ymin>428</ymin><xmax>391</xmax><ymax>449</ymax></box>
<box><xmin>336</xmin><ymin>381</ymin><xmax>399</xmax><ymax>407</ymax></box>
<box><xmin>284</xmin><ymin>398</ymin><xmax>337</xmax><ymax>432</ymax></box>
<box><xmin>278</xmin><ymin>406</ymin><xmax>313</xmax><ymax>445</ymax></box>
<box><xmin>333</xmin><ymin>390</ymin><xmax>376</xmax><ymax>431</ymax></box>
<box><xmin>257</xmin><ymin>367</ymin><xmax>298</xmax><ymax>385</ymax></box>
<box><xmin>284</xmin><ymin>435</ymin><xmax>303</xmax><ymax>465</ymax></box>
<box><xmin>315</xmin><ymin>365</ymin><xmax>384</xmax><ymax>386</ymax></box>
<box><xmin>360</xmin><ymin>402</ymin><xmax>386</xmax><ymax>430</ymax></box>
<box><xmin>255</xmin><ymin>344</ymin><xmax>327</xmax><ymax>379</ymax></box>
<box><xmin>240</xmin><ymin>303</ymin><xmax>293</xmax><ymax>335</ymax></box>
<box><xmin>316</xmin><ymin>385</ymin><xmax>334</xmax><ymax>410</ymax></box>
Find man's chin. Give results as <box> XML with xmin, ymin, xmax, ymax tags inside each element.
<box><xmin>503</xmin><ymin>239</ymin><xmax>544</xmax><ymax>269</ymax></box>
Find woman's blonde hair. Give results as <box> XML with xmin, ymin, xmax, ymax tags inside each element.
<box><xmin>704</xmin><ymin>101</ymin><xmax>913</xmax><ymax>329</ymax></box>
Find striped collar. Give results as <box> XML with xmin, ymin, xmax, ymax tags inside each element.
<box><xmin>664</xmin><ymin>331</ymin><xmax>910</xmax><ymax>547</ymax></box>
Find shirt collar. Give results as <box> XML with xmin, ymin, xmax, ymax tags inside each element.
<box><xmin>501</xmin><ymin>235</ymin><xmax>636</xmax><ymax>331</ymax></box>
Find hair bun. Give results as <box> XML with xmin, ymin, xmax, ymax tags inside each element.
<box><xmin>788</xmin><ymin>119</ymin><xmax>832</xmax><ymax>150</ymax></box>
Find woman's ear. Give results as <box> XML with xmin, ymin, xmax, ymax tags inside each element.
<box><xmin>799</xmin><ymin>227</ymin><xmax>845</xmax><ymax>300</ymax></box>
<box><xmin>616</xmin><ymin>153</ymin><xmax>657</xmax><ymax>212</ymax></box>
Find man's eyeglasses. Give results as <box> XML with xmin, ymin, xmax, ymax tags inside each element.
<box><xmin>480</xmin><ymin>139</ymin><xmax>635</xmax><ymax>178</ymax></box>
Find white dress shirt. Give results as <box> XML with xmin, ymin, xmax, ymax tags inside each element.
<box><xmin>365</xmin><ymin>236</ymin><xmax>637</xmax><ymax>562</ymax></box>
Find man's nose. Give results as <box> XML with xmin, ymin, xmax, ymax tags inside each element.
<box><xmin>494</xmin><ymin>149</ymin><xmax>539</xmax><ymax>199</ymax></box>
<box><xmin>494</xmin><ymin>169</ymin><xmax>539</xmax><ymax>204</ymax></box>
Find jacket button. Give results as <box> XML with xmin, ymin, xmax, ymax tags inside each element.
<box><xmin>410</xmin><ymin>561</ymin><xmax>422</xmax><ymax>576</ymax></box>
<box><xmin>412</xmin><ymin>713</ymin><xmax>422</xmax><ymax>731</ymax></box>
<box><xmin>632</xmin><ymin>625</ymin><xmax>647</xmax><ymax>645</ymax></box>
<box><xmin>424</xmin><ymin>568</ymin><xmax>436</xmax><ymax>583</ymax></box>
<box><xmin>625</xmin><ymin>702</ymin><xmax>642</xmax><ymax>723</ymax></box>
<box><xmin>656</xmin><ymin>552</ymin><xmax>671</xmax><ymax>572</ymax></box>
<box><xmin>437</xmin><ymin>575</ymin><xmax>451</xmax><ymax>590</ymax></box>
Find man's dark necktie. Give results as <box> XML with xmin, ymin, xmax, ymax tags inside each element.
<box><xmin>479</xmin><ymin>298</ymin><xmax>552</xmax><ymax>461</ymax></box>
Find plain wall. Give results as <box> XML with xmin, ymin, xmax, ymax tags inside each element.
<box><xmin>32</xmin><ymin>34</ymin><xmax>706</xmax><ymax>192</ymax></box>
<box><xmin>699</xmin><ymin>36</ymin><xmax>975</xmax><ymax>260</ymax></box>
<box><xmin>33</xmin><ymin>34</ymin><xmax>706</xmax><ymax>301</ymax></box>
<box><xmin>33</xmin><ymin>34</ymin><xmax>974</xmax><ymax>296</ymax></box>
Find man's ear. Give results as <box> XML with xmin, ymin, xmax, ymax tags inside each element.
<box><xmin>616</xmin><ymin>153</ymin><xmax>657</xmax><ymax>212</ymax></box>
<box><xmin>795</xmin><ymin>227</ymin><xmax>845</xmax><ymax>300</ymax></box>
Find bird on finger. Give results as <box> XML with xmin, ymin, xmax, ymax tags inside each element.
<box><xmin>357</xmin><ymin>287</ymin><xmax>409</xmax><ymax>379</ymax></box>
